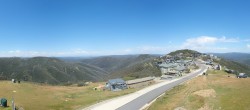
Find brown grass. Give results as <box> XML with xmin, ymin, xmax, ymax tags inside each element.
<box><xmin>148</xmin><ymin>70</ymin><xmax>250</xmax><ymax>110</ymax></box>
<box><xmin>0</xmin><ymin>81</ymin><xmax>138</xmax><ymax>110</ymax></box>
<box><xmin>193</xmin><ymin>89</ymin><xmax>216</xmax><ymax>98</ymax></box>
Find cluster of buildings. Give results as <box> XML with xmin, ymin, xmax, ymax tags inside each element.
<box><xmin>204</xmin><ymin>60</ymin><xmax>221</xmax><ymax>70</ymax></box>
<box><xmin>202</xmin><ymin>54</ymin><xmax>222</xmax><ymax>70</ymax></box>
<box><xmin>156</xmin><ymin>54</ymin><xmax>196</xmax><ymax>79</ymax></box>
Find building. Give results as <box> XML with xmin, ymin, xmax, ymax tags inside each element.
<box><xmin>225</xmin><ymin>69</ymin><xmax>235</xmax><ymax>74</ymax></box>
<box><xmin>159</xmin><ymin>63</ymin><xmax>178</xmax><ymax>74</ymax></box>
<box><xmin>105</xmin><ymin>78</ymin><xmax>128</xmax><ymax>91</ymax></box>
<box><xmin>158</xmin><ymin>62</ymin><xmax>187</xmax><ymax>76</ymax></box>
<box><xmin>161</xmin><ymin>75</ymin><xmax>175</xmax><ymax>80</ymax></box>
<box><xmin>214</xmin><ymin>65</ymin><xmax>221</xmax><ymax>70</ymax></box>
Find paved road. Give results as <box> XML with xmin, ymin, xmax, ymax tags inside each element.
<box><xmin>83</xmin><ymin>62</ymin><xmax>207</xmax><ymax>110</ymax></box>
<box><xmin>117</xmin><ymin>63</ymin><xmax>207</xmax><ymax>110</ymax></box>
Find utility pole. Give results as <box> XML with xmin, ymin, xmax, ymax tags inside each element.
<box><xmin>12</xmin><ymin>97</ymin><xmax>15</xmax><ymax>110</ymax></box>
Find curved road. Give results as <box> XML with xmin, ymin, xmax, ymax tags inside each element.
<box><xmin>83</xmin><ymin>62</ymin><xmax>207</xmax><ymax>110</ymax></box>
<box><xmin>117</xmin><ymin>63</ymin><xmax>207</xmax><ymax>110</ymax></box>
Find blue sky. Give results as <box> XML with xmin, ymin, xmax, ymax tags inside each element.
<box><xmin>0</xmin><ymin>0</ymin><xmax>250</xmax><ymax>57</ymax></box>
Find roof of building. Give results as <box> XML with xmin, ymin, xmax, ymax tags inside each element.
<box><xmin>108</xmin><ymin>78</ymin><xmax>126</xmax><ymax>84</ymax></box>
<box><xmin>159</xmin><ymin>63</ymin><xmax>178</xmax><ymax>68</ymax></box>
<box><xmin>239</xmin><ymin>73</ymin><xmax>246</xmax><ymax>76</ymax></box>
<box><xmin>161</xmin><ymin>75</ymin><xmax>175</xmax><ymax>79</ymax></box>
<box><xmin>174</xmin><ymin>65</ymin><xmax>186</xmax><ymax>71</ymax></box>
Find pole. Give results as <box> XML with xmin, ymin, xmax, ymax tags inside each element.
<box><xmin>12</xmin><ymin>97</ymin><xmax>15</xmax><ymax>110</ymax></box>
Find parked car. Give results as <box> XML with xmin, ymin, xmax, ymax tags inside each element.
<box><xmin>237</xmin><ymin>73</ymin><xmax>248</xmax><ymax>78</ymax></box>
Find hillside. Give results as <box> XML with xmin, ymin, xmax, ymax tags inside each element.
<box><xmin>168</xmin><ymin>49</ymin><xmax>201</xmax><ymax>57</ymax></box>
<box><xmin>212</xmin><ymin>52</ymin><xmax>250</xmax><ymax>66</ymax></box>
<box><xmin>0</xmin><ymin>57</ymin><xmax>109</xmax><ymax>84</ymax></box>
<box><xmin>81</xmin><ymin>54</ymin><xmax>161</xmax><ymax>79</ymax></box>
<box><xmin>81</xmin><ymin>55</ymin><xmax>137</xmax><ymax>72</ymax></box>
<box><xmin>0</xmin><ymin>55</ymin><xmax>161</xmax><ymax>84</ymax></box>
<box><xmin>215</xmin><ymin>58</ymin><xmax>250</xmax><ymax>75</ymax></box>
<box><xmin>110</xmin><ymin>59</ymin><xmax>161</xmax><ymax>79</ymax></box>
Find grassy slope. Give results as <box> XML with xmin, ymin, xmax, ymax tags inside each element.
<box><xmin>212</xmin><ymin>53</ymin><xmax>250</xmax><ymax>66</ymax></box>
<box><xmin>82</xmin><ymin>54</ymin><xmax>161</xmax><ymax>79</ymax></box>
<box><xmin>110</xmin><ymin>60</ymin><xmax>161</xmax><ymax>79</ymax></box>
<box><xmin>0</xmin><ymin>57</ymin><xmax>109</xmax><ymax>84</ymax></box>
<box><xmin>168</xmin><ymin>49</ymin><xmax>200</xmax><ymax>57</ymax></box>
<box><xmin>148</xmin><ymin>70</ymin><xmax>250</xmax><ymax>110</ymax></box>
<box><xmin>81</xmin><ymin>55</ymin><xmax>139</xmax><ymax>72</ymax></box>
<box><xmin>0</xmin><ymin>81</ymin><xmax>138</xmax><ymax>110</ymax></box>
<box><xmin>81</xmin><ymin>54</ymin><xmax>157</xmax><ymax>72</ymax></box>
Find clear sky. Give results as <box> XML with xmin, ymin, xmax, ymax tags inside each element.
<box><xmin>0</xmin><ymin>0</ymin><xmax>250</xmax><ymax>57</ymax></box>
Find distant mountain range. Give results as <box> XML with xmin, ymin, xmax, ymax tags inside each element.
<box><xmin>0</xmin><ymin>54</ymin><xmax>161</xmax><ymax>84</ymax></box>
<box><xmin>0</xmin><ymin>57</ymin><xmax>109</xmax><ymax>84</ymax></box>
<box><xmin>211</xmin><ymin>53</ymin><xmax>250</xmax><ymax>66</ymax></box>
<box><xmin>0</xmin><ymin>50</ymin><xmax>250</xmax><ymax>85</ymax></box>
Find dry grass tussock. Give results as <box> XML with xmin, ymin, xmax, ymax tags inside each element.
<box><xmin>193</xmin><ymin>89</ymin><xmax>216</xmax><ymax>98</ymax></box>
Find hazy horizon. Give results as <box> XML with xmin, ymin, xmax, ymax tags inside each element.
<box><xmin>1</xmin><ymin>0</ymin><xmax>250</xmax><ymax>57</ymax></box>
<box><xmin>0</xmin><ymin>51</ymin><xmax>249</xmax><ymax>58</ymax></box>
